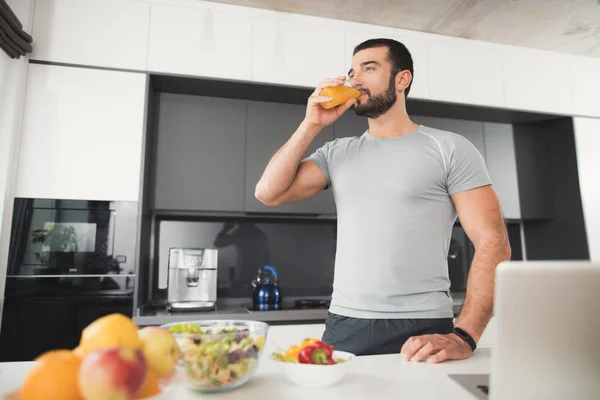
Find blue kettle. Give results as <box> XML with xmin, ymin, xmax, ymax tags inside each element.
<box><xmin>251</xmin><ymin>265</ymin><xmax>282</xmax><ymax>311</ymax></box>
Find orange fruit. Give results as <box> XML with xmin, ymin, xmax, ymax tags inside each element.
<box><xmin>78</xmin><ymin>313</ymin><xmax>142</xmax><ymax>357</ymax></box>
<box><xmin>135</xmin><ymin>369</ymin><xmax>162</xmax><ymax>399</ymax></box>
<box><xmin>73</xmin><ymin>345</ymin><xmax>84</xmax><ymax>358</ymax></box>
<box><xmin>21</xmin><ymin>349</ymin><xmax>84</xmax><ymax>400</ymax></box>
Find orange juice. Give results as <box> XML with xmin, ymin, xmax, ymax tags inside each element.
<box><xmin>320</xmin><ymin>86</ymin><xmax>361</xmax><ymax>109</ymax></box>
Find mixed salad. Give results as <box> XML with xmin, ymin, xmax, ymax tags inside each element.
<box><xmin>168</xmin><ymin>322</ymin><xmax>265</xmax><ymax>390</ymax></box>
<box><xmin>271</xmin><ymin>338</ymin><xmax>348</xmax><ymax>365</ymax></box>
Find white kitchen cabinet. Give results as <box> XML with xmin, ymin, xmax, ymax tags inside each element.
<box><xmin>31</xmin><ymin>0</ymin><xmax>150</xmax><ymax>70</ymax></box>
<box><xmin>483</xmin><ymin>123</ymin><xmax>521</xmax><ymax>220</ymax></box>
<box><xmin>252</xmin><ymin>15</ymin><xmax>346</xmax><ymax>88</ymax></box>
<box><xmin>147</xmin><ymin>4</ymin><xmax>252</xmax><ymax>80</ymax></box>
<box><xmin>427</xmin><ymin>40</ymin><xmax>505</xmax><ymax>108</ymax></box>
<box><xmin>569</xmin><ymin>56</ymin><xmax>600</xmax><ymax>118</ymax></box>
<box><xmin>573</xmin><ymin>117</ymin><xmax>600</xmax><ymax>262</ymax></box>
<box><xmin>15</xmin><ymin>64</ymin><xmax>146</xmax><ymax>201</ymax></box>
<box><xmin>345</xmin><ymin>25</ymin><xmax>430</xmax><ymax>100</ymax></box>
<box><xmin>502</xmin><ymin>48</ymin><xmax>572</xmax><ymax>115</ymax></box>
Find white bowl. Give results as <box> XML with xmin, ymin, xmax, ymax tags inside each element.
<box><xmin>274</xmin><ymin>350</ymin><xmax>355</xmax><ymax>388</ymax></box>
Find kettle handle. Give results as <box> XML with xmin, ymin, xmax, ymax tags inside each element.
<box><xmin>263</xmin><ymin>265</ymin><xmax>277</xmax><ymax>277</ymax></box>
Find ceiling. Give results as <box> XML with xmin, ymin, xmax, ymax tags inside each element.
<box><xmin>207</xmin><ymin>0</ymin><xmax>600</xmax><ymax>58</ymax></box>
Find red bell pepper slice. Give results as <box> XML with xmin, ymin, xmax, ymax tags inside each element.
<box><xmin>298</xmin><ymin>341</ymin><xmax>336</xmax><ymax>365</ymax></box>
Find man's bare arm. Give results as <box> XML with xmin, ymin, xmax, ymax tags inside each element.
<box><xmin>255</xmin><ymin>76</ymin><xmax>355</xmax><ymax>207</ymax></box>
<box><xmin>452</xmin><ymin>185</ymin><xmax>512</xmax><ymax>341</ymax></box>
<box><xmin>254</xmin><ymin>121</ymin><xmax>328</xmax><ymax>207</ymax></box>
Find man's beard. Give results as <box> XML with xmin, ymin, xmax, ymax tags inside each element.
<box><xmin>354</xmin><ymin>75</ymin><xmax>397</xmax><ymax>119</ymax></box>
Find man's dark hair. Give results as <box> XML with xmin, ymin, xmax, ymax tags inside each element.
<box><xmin>353</xmin><ymin>38</ymin><xmax>414</xmax><ymax>98</ymax></box>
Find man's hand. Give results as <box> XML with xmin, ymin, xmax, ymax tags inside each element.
<box><xmin>400</xmin><ymin>333</ymin><xmax>472</xmax><ymax>364</ymax></box>
<box><xmin>304</xmin><ymin>76</ymin><xmax>356</xmax><ymax>128</ymax></box>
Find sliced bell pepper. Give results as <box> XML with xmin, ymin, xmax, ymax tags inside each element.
<box><xmin>298</xmin><ymin>341</ymin><xmax>336</xmax><ymax>365</ymax></box>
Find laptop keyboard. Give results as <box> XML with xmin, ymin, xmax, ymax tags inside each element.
<box><xmin>477</xmin><ymin>385</ymin><xmax>489</xmax><ymax>395</ymax></box>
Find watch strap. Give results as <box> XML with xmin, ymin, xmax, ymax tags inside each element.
<box><xmin>453</xmin><ymin>327</ymin><xmax>477</xmax><ymax>352</ymax></box>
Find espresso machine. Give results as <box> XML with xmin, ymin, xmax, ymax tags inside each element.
<box><xmin>167</xmin><ymin>248</ymin><xmax>218</xmax><ymax>311</ymax></box>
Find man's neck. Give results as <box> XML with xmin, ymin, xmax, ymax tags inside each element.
<box><xmin>367</xmin><ymin>102</ymin><xmax>419</xmax><ymax>139</ymax></box>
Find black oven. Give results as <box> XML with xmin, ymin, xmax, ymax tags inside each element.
<box><xmin>6</xmin><ymin>199</ymin><xmax>137</xmax><ymax>278</ymax></box>
<box><xmin>0</xmin><ymin>198</ymin><xmax>138</xmax><ymax>361</ymax></box>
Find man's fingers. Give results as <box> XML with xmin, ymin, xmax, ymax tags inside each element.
<box><xmin>401</xmin><ymin>336</ymin><xmax>429</xmax><ymax>359</ymax></box>
<box><xmin>308</xmin><ymin>95</ymin><xmax>334</xmax><ymax>105</ymax></box>
<box><xmin>427</xmin><ymin>349</ymin><xmax>449</xmax><ymax>364</ymax></box>
<box><xmin>311</xmin><ymin>77</ymin><xmax>347</xmax><ymax>95</ymax></box>
<box><xmin>410</xmin><ymin>341</ymin><xmax>435</xmax><ymax>363</ymax></box>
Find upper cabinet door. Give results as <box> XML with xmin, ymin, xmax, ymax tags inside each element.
<box><xmin>16</xmin><ymin>65</ymin><xmax>146</xmax><ymax>201</ymax></box>
<box><xmin>31</xmin><ymin>0</ymin><xmax>150</xmax><ymax>70</ymax></box>
<box><xmin>148</xmin><ymin>4</ymin><xmax>252</xmax><ymax>81</ymax></box>
<box><xmin>483</xmin><ymin>123</ymin><xmax>521</xmax><ymax>220</ymax></box>
<box><xmin>428</xmin><ymin>40</ymin><xmax>505</xmax><ymax>108</ymax></box>
<box><xmin>345</xmin><ymin>26</ymin><xmax>431</xmax><ymax>100</ymax></box>
<box><xmin>245</xmin><ymin>101</ymin><xmax>335</xmax><ymax>214</ymax></box>
<box><xmin>569</xmin><ymin>56</ymin><xmax>600</xmax><ymax>118</ymax></box>
<box><xmin>252</xmin><ymin>14</ymin><xmax>346</xmax><ymax>88</ymax></box>
<box><xmin>153</xmin><ymin>94</ymin><xmax>247</xmax><ymax>212</ymax></box>
<box><xmin>502</xmin><ymin>48</ymin><xmax>572</xmax><ymax>115</ymax></box>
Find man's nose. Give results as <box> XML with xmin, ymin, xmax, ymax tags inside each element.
<box><xmin>349</xmin><ymin>76</ymin><xmax>363</xmax><ymax>89</ymax></box>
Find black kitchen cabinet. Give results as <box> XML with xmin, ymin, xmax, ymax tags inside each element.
<box><xmin>333</xmin><ymin>111</ymin><xmax>369</xmax><ymax>139</ymax></box>
<box><xmin>412</xmin><ymin>115</ymin><xmax>487</xmax><ymax>159</ymax></box>
<box><xmin>153</xmin><ymin>94</ymin><xmax>247</xmax><ymax>212</ymax></box>
<box><xmin>245</xmin><ymin>101</ymin><xmax>335</xmax><ymax>214</ymax></box>
<box><xmin>483</xmin><ymin>123</ymin><xmax>522</xmax><ymax>220</ymax></box>
<box><xmin>0</xmin><ymin>295</ymin><xmax>133</xmax><ymax>362</ymax></box>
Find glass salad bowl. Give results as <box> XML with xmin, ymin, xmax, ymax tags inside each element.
<box><xmin>161</xmin><ymin>320</ymin><xmax>269</xmax><ymax>394</ymax></box>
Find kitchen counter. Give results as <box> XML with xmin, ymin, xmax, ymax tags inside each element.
<box><xmin>0</xmin><ymin>350</ymin><xmax>489</xmax><ymax>400</ymax></box>
<box><xmin>134</xmin><ymin>293</ymin><xmax>466</xmax><ymax>326</ymax></box>
<box><xmin>0</xmin><ymin>321</ymin><xmax>494</xmax><ymax>400</ymax></box>
<box><xmin>134</xmin><ymin>304</ymin><xmax>329</xmax><ymax>326</ymax></box>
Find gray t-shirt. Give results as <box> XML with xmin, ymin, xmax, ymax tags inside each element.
<box><xmin>307</xmin><ymin>124</ymin><xmax>492</xmax><ymax>319</ymax></box>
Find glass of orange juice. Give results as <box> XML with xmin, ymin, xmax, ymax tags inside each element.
<box><xmin>319</xmin><ymin>79</ymin><xmax>361</xmax><ymax>109</ymax></box>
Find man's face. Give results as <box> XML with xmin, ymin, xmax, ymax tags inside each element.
<box><xmin>348</xmin><ymin>46</ymin><xmax>397</xmax><ymax>119</ymax></box>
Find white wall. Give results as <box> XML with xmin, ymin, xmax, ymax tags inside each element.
<box><xmin>0</xmin><ymin>0</ymin><xmax>35</xmax><ymax>326</ymax></box>
<box><xmin>573</xmin><ymin>117</ymin><xmax>600</xmax><ymax>262</ymax></box>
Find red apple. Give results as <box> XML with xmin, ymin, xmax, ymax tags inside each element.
<box><xmin>78</xmin><ymin>347</ymin><xmax>147</xmax><ymax>400</ymax></box>
<box><xmin>138</xmin><ymin>326</ymin><xmax>181</xmax><ymax>378</ymax></box>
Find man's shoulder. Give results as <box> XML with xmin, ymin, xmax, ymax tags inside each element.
<box><xmin>417</xmin><ymin>124</ymin><xmax>473</xmax><ymax>153</ymax></box>
<box><xmin>323</xmin><ymin>134</ymin><xmax>365</xmax><ymax>153</ymax></box>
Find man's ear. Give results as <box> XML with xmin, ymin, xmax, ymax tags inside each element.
<box><xmin>397</xmin><ymin>70</ymin><xmax>412</xmax><ymax>93</ymax></box>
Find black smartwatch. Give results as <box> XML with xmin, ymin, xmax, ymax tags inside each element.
<box><xmin>453</xmin><ymin>327</ymin><xmax>477</xmax><ymax>352</ymax></box>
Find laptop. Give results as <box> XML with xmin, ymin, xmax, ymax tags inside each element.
<box><xmin>449</xmin><ymin>261</ymin><xmax>600</xmax><ymax>400</ymax></box>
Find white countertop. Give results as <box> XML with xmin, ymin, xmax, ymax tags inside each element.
<box><xmin>0</xmin><ymin>322</ymin><xmax>495</xmax><ymax>400</ymax></box>
<box><xmin>0</xmin><ymin>351</ymin><xmax>490</xmax><ymax>400</ymax></box>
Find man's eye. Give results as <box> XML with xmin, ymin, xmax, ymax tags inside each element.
<box><xmin>365</xmin><ymin>66</ymin><xmax>375</xmax><ymax>72</ymax></box>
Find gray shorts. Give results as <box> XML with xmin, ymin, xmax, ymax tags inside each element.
<box><xmin>321</xmin><ymin>312</ymin><xmax>454</xmax><ymax>356</ymax></box>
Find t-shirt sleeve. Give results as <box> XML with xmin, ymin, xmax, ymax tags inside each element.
<box><xmin>446</xmin><ymin>135</ymin><xmax>492</xmax><ymax>195</ymax></box>
<box><xmin>306</xmin><ymin>142</ymin><xmax>331</xmax><ymax>188</ymax></box>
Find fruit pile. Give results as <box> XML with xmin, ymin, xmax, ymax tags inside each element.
<box><xmin>271</xmin><ymin>338</ymin><xmax>346</xmax><ymax>365</ymax></box>
<box><xmin>14</xmin><ymin>314</ymin><xmax>181</xmax><ymax>400</ymax></box>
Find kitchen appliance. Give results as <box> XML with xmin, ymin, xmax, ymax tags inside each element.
<box><xmin>167</xmin><ymin>248</ymin><xmax>218</xmax><ymax>311</ymax></box>
<box><xmin>0</xmin><ymin>198</ymin><xmax>137</xmax><ymax>362</ymax></box>
<box><xmin>250</xmin><ymin>265</ymin><xmax>282</xmax><ymax>311</ymax></box>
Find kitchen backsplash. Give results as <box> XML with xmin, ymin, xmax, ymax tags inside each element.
<box><xmin>157</xmin><ymin>218</ymin><xmax>337</xmax><ymax>298</ymax></box>
<box><xmin>156</xmin><ymin>218</ymin><xmax>523</xmax><ymax>300</ymax></box>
